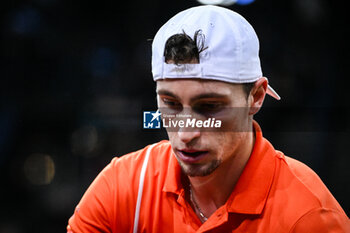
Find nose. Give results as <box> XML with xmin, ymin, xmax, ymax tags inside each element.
<box><xmin>178</xmin><ymin>129</ymin><xmax>201</xmax><ymax>144</ymax></box>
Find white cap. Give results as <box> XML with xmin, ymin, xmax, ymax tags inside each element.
<box><xmin>151</xmin><ymin>5</ymin><xmax>280</xmax><ymax>100</ymax></box>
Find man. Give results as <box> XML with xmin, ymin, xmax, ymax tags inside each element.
<box><xmin>67</xmin><ymin>5</ymin><xmax>349</xmax><ymax>232</ymax></box>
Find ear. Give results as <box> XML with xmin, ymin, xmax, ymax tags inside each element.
<box><xmin>248</xmin><ymin>77</ymin><xmax>268</xmax><ymax>115</ymax></box>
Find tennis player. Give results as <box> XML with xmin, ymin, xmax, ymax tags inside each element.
<box><xmin>67</xmin><ymin>5</ymin><xmax>349</xmax><ymax>232</ymax></box>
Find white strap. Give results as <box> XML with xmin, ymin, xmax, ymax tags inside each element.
<box><xmin>132</xmin><ymin>144</ymin><xmax>155</xmax><ymax>233</ymax></box>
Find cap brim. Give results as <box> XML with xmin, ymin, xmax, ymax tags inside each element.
<box><xmin>267</xmin><ymin>85</ymin><xmax>281</xmax><ymax>100</ymax></box>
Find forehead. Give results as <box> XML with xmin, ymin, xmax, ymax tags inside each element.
<box><xmin>156</xmin><ymin>79</ymin><xmax>245</xmax><ymax>99</ymax></box>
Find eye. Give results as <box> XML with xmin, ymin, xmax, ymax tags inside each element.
<box><xmin>193</xmin><ymin>102</ymin><xmax>224</xmax><ymax>115</ymax></box>
<box><xmin>160</xmin><ymin>97</ymin><xmax>182</xmax><ymax>116</ymax></box>
<box><xmin>160</xmin><ymin>97</ymin><xmax>183</xmax><ymax>111</ymax></box>
<box><xmin>162</xmin><ymin>98</ymin><xmax>176</xmax><ymax>106</ymax></box>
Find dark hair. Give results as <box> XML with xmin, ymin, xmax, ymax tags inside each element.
<box><xmin>163</xmin><ymin>30</ymin><xmax>254</xmax><ymax>98</ymax></box>
<box><xmin>164</xmin><ymin>30</ymin><xmax>207</xmax><ymax>64</ymax></box>
<box><xmin>242</xmin><ymin>82</ymin><xmax>255</xmax><ymax>98</ymax></box>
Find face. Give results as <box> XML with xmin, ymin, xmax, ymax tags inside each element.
<box><xmin>156</xmin><ymin>79</ymin><xmax>253</xmax><ymax>177</ymax></box>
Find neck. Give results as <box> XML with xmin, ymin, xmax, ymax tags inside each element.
<box><xmin>187</xmin><ymin>129</ymin><xmax>255</xmax><ymax>220</ymax></box>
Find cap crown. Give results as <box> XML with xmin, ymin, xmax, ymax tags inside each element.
<box><xmin>152</xmin><ymin>5</ymin><xmax>262</xmax><ymax>83</ymax></box>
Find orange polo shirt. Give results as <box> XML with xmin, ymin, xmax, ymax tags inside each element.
<box><xmin>67</xmin><ymin>122</ymin><xmax>349</xmax><ymax>232</ymax></box>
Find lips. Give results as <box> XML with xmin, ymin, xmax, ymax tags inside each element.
<box><xmin>181</xmin><ymin>150</ymin><xmax>204</xmax><ymax>157</ymax></box>
<box><xmin>175</xmin><ymin>148</ymin><xmax>209</xmax><ymax>163</ymax></box>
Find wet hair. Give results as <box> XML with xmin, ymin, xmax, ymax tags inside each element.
<box><xmin>163</xmin><ymin>30</ymin><xmax>255</xmax><ymax>98</ymax></box>
<box><xmin>164</xmin><ymin>30</ymin><xmax>207</xmax><ymax>64</ymax></box>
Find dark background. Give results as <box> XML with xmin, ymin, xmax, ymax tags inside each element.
<box><xmin>1</xmin><ymin>0</ymin><xmax>348</xmax><ymax>232</ymax></box>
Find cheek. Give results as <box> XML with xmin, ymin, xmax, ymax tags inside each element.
<box><xmin>204</xmin><ymin>132</ymin><xmax>226</xmax><ymax>156</ymax></box>
<box><xmin>217</xmin><ymin>132</ymin><xmax>245</xmax><ymax>159</ymax></box>
<box><xmin>217</xmin><ymin>109</ymin><xmax>250</xmax><ymax>132</ymax></box>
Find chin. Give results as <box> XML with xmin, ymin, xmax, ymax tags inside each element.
<box><xmin>178</xmin><ymin>159</ymin><xmax>221</xmax><ymax>177</ymax></box>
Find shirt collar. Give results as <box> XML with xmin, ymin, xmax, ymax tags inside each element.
<box><xmin>163</xmin><ymin>121</ymin><xmax>276</xmax><ymax>215</ymax></box>
<box><xmin>163</xmin><ymin>149</ymin><xmax>183</xmax><ymax>194</ymax></box>
<box><xmin>226</xmin><ymin>121</ymin><xmax>276</xmax><ymax>214</ymax></box>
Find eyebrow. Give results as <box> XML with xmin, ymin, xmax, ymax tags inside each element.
<box><xmin>157</xmin><ymin>90</ymin><xmax>181</xmax><ymax>100</ymax></box>
<box><xmin>157</xmin><ymin>89</ymin><xmax>229</xmax><ymax>102</ymax></box>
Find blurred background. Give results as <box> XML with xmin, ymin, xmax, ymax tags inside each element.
<box><xmin>0</xmin><ymin>0</ymin><xmax>348</xmax><ymax>232</ymax></box>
